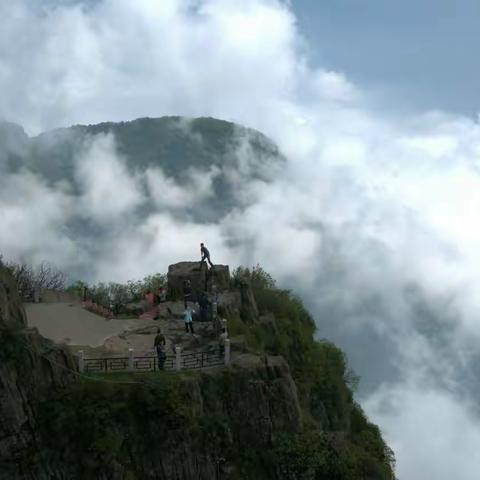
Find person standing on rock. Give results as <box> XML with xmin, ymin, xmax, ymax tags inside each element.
<box><xmin>154</xmin><ymin>328</ymin><xmax>167</xmax><ymax>370</ymax></box>
<box><xmin>184</xmin><ymin>306</ymin><xmax>195</xmax><ymax>334</ymax></box>
<box><xmin>199</xmin><ymin>243</ymin><xmax>214</xmax><ymax>270</ymax></box>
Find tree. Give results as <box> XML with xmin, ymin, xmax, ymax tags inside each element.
<box><xmin>232</xmin><ymin>264</ymin><xmax>276</xmax><ymax>290</ymax></box>
<box><xmin>1</xmin><ymin>257</ymin><xmax>66</xmax><ymax>300</ymax></box>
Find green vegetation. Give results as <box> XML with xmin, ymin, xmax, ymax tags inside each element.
<box><xmin>274</xmin><ymin>429</ymin><xmax>395</xmax><ymax>480</ymax></box>
<box><xmin>29</xmin><ymin>378</ymin><xmax>191</xmax><ymax>476</ymax></box>
<box><xmin>227</xmin><ymin>266</ymin><xmax>395</xmax><ymax>479</ymax></box>
<box><xmin>66</xmin><ymin>273</ymin><xmax>166</xmax><ymax>310</ymax></box>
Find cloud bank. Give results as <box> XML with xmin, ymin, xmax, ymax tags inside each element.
<box><xmin>2</xmin><ymin>1</ymin><xmax>480</xmax><ymax>478</ymax></box>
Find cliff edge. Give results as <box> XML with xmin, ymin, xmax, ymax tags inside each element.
<box><xmin>0</xmin><ymin>263</ymin><xmax>395</xmax><ymax>479</ymax></box>
<box><xmin>0</xmin><ymin>264</ymin><xmax>76</xmax><ymax>477</ymax></box>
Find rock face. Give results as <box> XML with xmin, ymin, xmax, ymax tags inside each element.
<box><xmin>167</xmin><ymin>262</ymin><xmax>230</xmax><ymax>302</ymax></box>
<box><xmin>0</xmin><ymin>263</ymin><xmax>299</xmax><ymax>479</ymax></box>
<box><xmin>131</xmin><ymin>356</ymin><xmax>302</xmax><ymax>480</ymax></box>
<box><xmin>0</xmin><ymin>266</ymin><xmax>27</xmax><ymax>329</ymax></box>
<box><xmin>168</xmin><ymin>262</ymin><xmax>208</xmax><ymax>301</ymax></box>
<box><xmin>0</xmin><ymin>265</ymin><xmax>76</xmax><ymax>478</ymax></box>
<box><xmin>17</xmin><ymin>355</ymin><xmax>303</xmax><ymax>480</ymax></box>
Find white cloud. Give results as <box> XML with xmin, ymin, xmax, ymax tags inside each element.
<box><xmin>312</xmin><ymin>70</ymin><xmax>359</xmax><ymax>103</ymax></box>
<box><xmin>365</xmin><ymin>382</ymin><xmax>480</xmax><ymax>480</ymax></box>
<box><xmin>92</xmin><ymin>213</ymin><xmax>228</xmax><ymax>283</ymax></box>
<box><xmin>145</xmin><ymin>166</ymin><xmax>219</xmax><ymax>209</ymax></box>
<box><xmin>0</xmin><ymin>170</ymin><xmax>77</xmax><ymax>266</ymax></box>
<box><xmin>3</xmin><ymin>1</ymin><xmax>480</xmax><ymax>478</ymax></box>
<box><xmin>75</xmin><ymin>134</ymin><xmax>145</xmax><ymax>222</ymax></box>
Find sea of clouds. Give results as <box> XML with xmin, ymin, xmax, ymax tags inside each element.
<box><xmin>2</xmin><ymin>1</ymin><xmax>480</xmax><ymax>478</ymax></box>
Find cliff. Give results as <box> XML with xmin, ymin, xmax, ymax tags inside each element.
<box><xmin>0</xmin><ymin>264</ymin><xmax>395</xmax><ymax>479</ymax></box>
<box><xmin>0</xmin><ymin>265</ymin><xmax>76</xmax><ymax>477</ymax></box>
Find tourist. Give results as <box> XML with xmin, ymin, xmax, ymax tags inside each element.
<box><xmin>199</xmin><ymin>242</ymin><xmax>214</xmax><ymax>269</ymax></box>
<box><xmin>184</xmin><ymin>306</ymin><xmax>195</xmax><ymax>334</ymax></box>
<box><xmin>198</xmin><ymin>291</ymin><xmax>210</xmax><ymax>322</ymax></box>
<box><xmin>153</xmin><ymin>328</ymin><xmax>167</xmax><ymax>370</ymax></box>
<box><xmin>145</xmin><ymin>290</ymin><xmax>155</xmax><ymax>305</ymax></box>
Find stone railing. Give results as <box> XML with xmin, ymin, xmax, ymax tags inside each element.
<box><xmin>77</xmin><ymin>340</ymin><xmax>230</xmax><ymax>374</ymax></box>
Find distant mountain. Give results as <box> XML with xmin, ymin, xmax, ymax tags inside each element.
<box><xmin>0</xmin><ymin>116</ymin><xmax>287</xmax><ymax>282</ymax></box>
<box><xmin>1</xmin><ymin>117</ymin><xmax>284</xmax><ymax>221</ymax></box>
<box><xmin>0</xmin><ymin>121</ymin><xmax>29</xmax><ymax>172</ymax></box>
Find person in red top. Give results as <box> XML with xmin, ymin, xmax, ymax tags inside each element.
<box><xmin>145</xmin><ymin>290</ymin><xmax>155</xmax><ymax>305</ymax></box>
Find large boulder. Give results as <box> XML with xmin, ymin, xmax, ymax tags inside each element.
<box><xmin>167</xmin><ymin>262</ymin><xmax>208</xmax><ymax>301</ymax></box>
<box><xmin>0</xmin><ymin>265</ymin><xmax>27</xmax><ymax>330</ymax></box>
<box><xmin>167</xmin><ymin>262</ymin><xmax>231</xmax><ymax>302</ymax></box>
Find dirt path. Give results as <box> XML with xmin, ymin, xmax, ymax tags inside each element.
<box><xmin>25</xmin><ymin>302</ymin><xmax>221</xmax><ymax>358</ymax></box>
<box><xmin>25</xmin><ymin>303</ymin><xmax>142</xmax><ymax>347</ymax></box>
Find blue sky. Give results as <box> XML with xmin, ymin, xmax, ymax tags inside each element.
<box><xmin>292</xmin><ymin>0</ymin><xmax>480</xmax><ymax>116</ymax></box>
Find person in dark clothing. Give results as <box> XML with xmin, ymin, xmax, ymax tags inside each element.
<box><xmin>198</xmin><ymin>292</ymin><xmax>210</xmax><ymax>322</ymax></box>
<box><xmin>183</xmin><ymin>280</ymin><xmax>192</xmax><ymax>309</ymax></box>
<box><xmin>199</xmin><ymin>242</ymin><xmax>214</xmax><ymax>269</ymax></box>
<box><xmin>153</xmin><ymin>329</ymin><xmax>167</xmax><ymax>370</ymax></box>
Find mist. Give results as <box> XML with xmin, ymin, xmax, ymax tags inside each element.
<box><xmin>2</xmin><ymin>1</ymin><xmax>480</xmax><ymax>478</ymax></box>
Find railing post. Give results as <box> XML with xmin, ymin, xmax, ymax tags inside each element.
<box><xmin>128</xmin><ymin>348</ymin><xmax>134</xmax><ymax>372</ymax></box>
<box><xmin>176</xmin><ymin>347</ymin><xmax>182</xmax><ymax>371</ymax></box>
<box><xmin>78</xmin><ymin>350</ymin><xmax>84</xmax><ymax>373</ymax></box>
<box><xmin>224</xmin><ymin>339</ymin><xmax>230</xmax><ymax>365</ymax></box>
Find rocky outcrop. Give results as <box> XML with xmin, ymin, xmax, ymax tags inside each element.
<box><xmin>0</xmin><ymin>265</ymin><xmax>27</xmax><ymax>329</ymax></box>
<box><xmin>167</xmin><ymin>262</ymin><xmax>208</xmax><ymax>301</ymax></box>
<box><xmin>0</xmin><ymin>262</ymin><xmax>394</xmax><ymax>479</ymax></box>
<box><xmin>0</xmin><ymin>263</ymin><xmax>300</xmax><ymax>479</ymax></box>
<box><xmin>0</xmin><ymin>266</ymin><xmax>76</xmax><ymax>478</ymax></box>
<box><xmin>167</xmin><ymin>262</ymin><xmax>230</xmax><ymax>302</ymax></box>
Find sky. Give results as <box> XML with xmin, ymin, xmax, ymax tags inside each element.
<box><xmin>2</xmin><ymin>1</ymin><xmax>480</xmax><ymax>478</ymax></box>
<box><xmin>293</xmin><ymin>0</ymin><xmax>480</xmax><ymax>117</ymax></box>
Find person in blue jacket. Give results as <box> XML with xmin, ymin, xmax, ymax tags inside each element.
<box><xmin>184</xmin><ymin>306</ymin><xmax>195</xmax><ymax>334</ymax></box>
